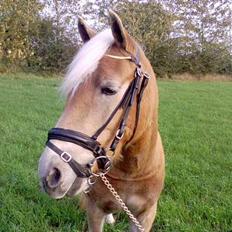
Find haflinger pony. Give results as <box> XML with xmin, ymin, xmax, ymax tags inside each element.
<box><xmin>38</xmin><ymin>10</ymin><xmax>165</xmax><ymax>232</ymax></box>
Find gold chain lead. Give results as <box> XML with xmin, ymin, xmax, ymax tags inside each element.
<box><xmin>99</xmin><ymin>173</ymin><xmax>145</xmax><ymax>232</ymax></box>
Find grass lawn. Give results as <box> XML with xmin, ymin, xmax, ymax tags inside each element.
<box><xmin>0</xmin><ymin>73</ymin><xmax>231</xmax><ymax>232</ymax></box>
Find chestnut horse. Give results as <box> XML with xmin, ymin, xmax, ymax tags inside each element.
<box><xmin>38</xmin><ymin>10</ymin><xmax>165</xmax><ymax>232</ymax></box>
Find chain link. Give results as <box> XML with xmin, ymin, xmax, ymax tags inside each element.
<box><xmin>99</xmin><ymin>173</ymin><xmax>145</xmax><ymax>232</ymax></box>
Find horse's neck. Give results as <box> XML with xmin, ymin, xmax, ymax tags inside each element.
<box><xmin>110</xmin><ymin>126</ymin><xmax>158</xmax><ymax>179</ymax></box>
<box><xmin>111</xmin><ymin>75</ymin><xmax>159</xmax><ymax>179</ymax></box>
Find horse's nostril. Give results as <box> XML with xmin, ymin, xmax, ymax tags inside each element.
<box><xmin>46</xmin><ymin>168</ymin><xmax>61</xmax><ymax>189</ymax></box>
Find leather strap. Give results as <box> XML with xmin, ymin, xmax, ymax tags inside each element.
<box><xmin>47</xmin><ymin>128</ymin><xmax>109</xmax><ymax>171</ymax></box>
<box><xmin>46</xmin><ymin>141</ymin><xmax>92</xmax><ymax>178</ymax></box>
<box><xmin>48</xmin><ymin>128</ymin><xmax>104</xmax><ymax>156</ymax></box>
<box><xmin>129</xmin><ymin>72</ymin><xmax>150</xmax><ymax>140</ymax></box>
<box><xmin>91</xmin><ymin>74</ymin><xmax>136</xmax><ymax>139</ymax></box>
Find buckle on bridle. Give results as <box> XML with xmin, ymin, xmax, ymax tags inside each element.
<box><xmin>116</xmin><ymin>129</ymin><xmax>124</xmax><ymax>140</ymax></box>
<box><xmin>143</xmin><ymin>72</ymin><xmax>150</xmax><ymax>79</ymax></box>
<box><xmin>94</xmin><ymin>146</ymin><xmax>103</xmax><ymax>155</ymax></box>
<box><xmin>60</xmin><ymin>152</ymin><xmax>72</xmax><ymax>162</ymax></box>
<box><xmin>135</xmin><ymin>67</ymin><xmax>142</xmax><ymax>77</ymax></box>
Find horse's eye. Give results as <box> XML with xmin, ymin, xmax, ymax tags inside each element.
<box><xmin>101</xmin><ymin>87</ymin><xmax>117</xmax><ymax>95</ymax></box>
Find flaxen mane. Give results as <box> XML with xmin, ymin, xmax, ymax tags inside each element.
<box><xmin>61</xmin><ymin>29</ymin><xmax>114</xmax><ymax>96</ymax></box>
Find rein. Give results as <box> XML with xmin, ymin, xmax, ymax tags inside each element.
<box><xmin>46</xmin><ymin>47</ymin><xmax>150</xmax><ymax>178</ymax></box>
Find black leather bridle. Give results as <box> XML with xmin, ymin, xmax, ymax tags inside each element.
<box><xmin>46</xmin><ymin>47</ymin><xmax>150</xmax><ymax>178</ymax></box>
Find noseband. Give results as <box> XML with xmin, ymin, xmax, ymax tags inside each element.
<box><xmin>46</xmin><ymin>47</ymin><xmax>150</xmax><ymax>178</ymax></box>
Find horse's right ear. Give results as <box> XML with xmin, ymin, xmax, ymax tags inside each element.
<box><xmin>78</xmin><ymin>17</ymin><xmax>96</xmax><ymax>43</ymax></box>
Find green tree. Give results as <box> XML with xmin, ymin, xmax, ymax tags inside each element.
<box><xmin>116</xmin><ymin>1</ymin><xmax>179</xmax><ymax>77</ymax></box>
<box><xmin>28</xmin><ymin>18</ymin><xmax>76</xmax><ymax>72</ymax></box>
<box><xmin>0</xmin><ymin>0</ymin><xmax>43</xmax><ymax>67</ymax></box>
<box><xmin>161</xmin><ymin>0</ymin><xmax>232</xmax><ymax>75</ymax></box>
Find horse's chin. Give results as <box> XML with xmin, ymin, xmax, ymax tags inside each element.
<box><xmin>41</xmin><ymin>186</ymin><xmax>69</xmax><ymax>199</ymax></box>
<box><xmin>40</xmin><ymin>178</ymin><xmax>75</xmax><ymax>199</ymax></box>
<box><xmin>41</xmin><ymin>179</ymin><xmax>88</xmax><ymax>199</ymax></box>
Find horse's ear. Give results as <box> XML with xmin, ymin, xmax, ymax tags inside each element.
<box><xmin>78</xmin><ymin>16</ymin><xmax>96</xmax><ymax>43</ymax></box>
<box><xmin>109</xmin><ymin>10</ymin><xmax>129</xmax><ymax>49</ymax></box>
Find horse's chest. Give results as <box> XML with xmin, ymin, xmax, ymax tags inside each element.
<box><xmin>88</xmin><ymin>179</ymin><xmax>154</xmax><ymax>214</ymax></box>
<box><xmin>96</xmin><ymin>192</ymin><xmax>147</xmax><ymax>214</ymax></box>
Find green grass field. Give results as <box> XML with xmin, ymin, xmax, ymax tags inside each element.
<box><xmin>0</xmin><ymin>73</ymin><xmax>231</xmax><ymax>232</ymax></box>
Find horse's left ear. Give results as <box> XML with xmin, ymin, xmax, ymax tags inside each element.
<box><xmin>109</xmin><ymin>10</ymin><xmax>130</xmax><ymax>49</ymax></box>
<box><xmin>78</xmin><ymin>16</ymin><xmax>96</xmax><ymax>43</ymax></box>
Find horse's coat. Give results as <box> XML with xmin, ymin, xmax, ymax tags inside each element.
<box><xmin>38</xmin><ymin>10</ymin><xmax>165</xmax><ymax>232</ymax></box>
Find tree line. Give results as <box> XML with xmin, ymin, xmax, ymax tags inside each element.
<box><xmin>0</xmin><ymin>0</ymin><xmax>231</xmax><ymax>77</ymax></box>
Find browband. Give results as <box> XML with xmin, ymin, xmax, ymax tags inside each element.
<box><xmin>105</xmin><ymin>54</ymin><xmax>132</xmax><ymax>60</ymax></box>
